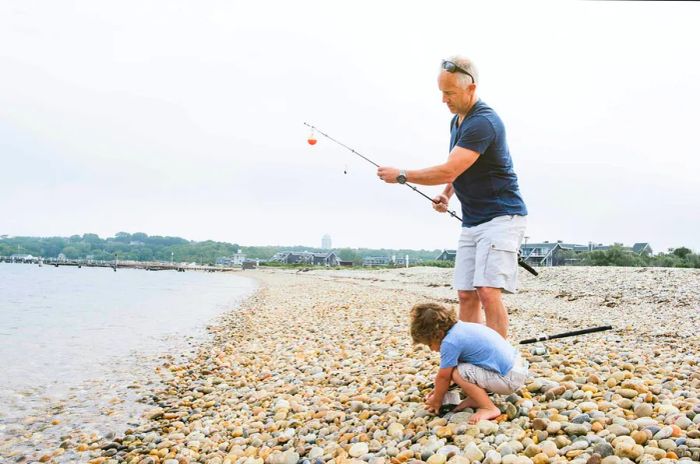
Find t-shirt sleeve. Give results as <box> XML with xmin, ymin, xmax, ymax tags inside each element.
<box><xmin>456</xmin><ymin>116</ymin><xmax>495</xmax><ymax>155</ymax></box>
<box><xmin>439</xmin><ymin>341</ymin><xmax>460</xmax><ymax>369</ymax></box>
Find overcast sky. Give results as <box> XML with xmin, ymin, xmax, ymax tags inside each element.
<box><xmin>1</xmin><ymin>1</ymin><xmax>698</xmax><ymax>253</ymax></box>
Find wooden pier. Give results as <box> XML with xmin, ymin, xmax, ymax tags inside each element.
<box><xmin>0</xmin><ymin>257</ymin><xmax>246</xmax><ymax>272</ymax></box>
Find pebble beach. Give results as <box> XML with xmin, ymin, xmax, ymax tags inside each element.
<box><xmin>7</xmin><ymin>266</ymin><xmax>700</xmax><ymax>464</ymax></box>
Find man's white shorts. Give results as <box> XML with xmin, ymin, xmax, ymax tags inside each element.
<box><xmin>453</xmin><ymin>215</ymin><xmax>527</xmax><ymax>294</ymax></box>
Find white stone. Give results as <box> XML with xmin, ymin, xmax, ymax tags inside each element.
<box><xmin>308</xmin><ymin>447</ymin><xmax>324</xmax><ymax>459</ymax></box>
<box><xmin>388</xmin><ymin>422</ymin><xmax>404</xmax><ymax>439</ymax></box>
<box><xmin>464</xmin><ymin>442</ymin><xmax>485</xmax><ymax>462</ymax></box>
<box><xmin>477</xmin><ymin>420</ymin><xmax>499</xmax><ymax>435</ymax></box>
<box><xmin>483</xmin><ymin>449</ymin><xmax>502</xmax><ymax>464</ymax></box>
<box><xmin>436</xmin><ymin>445</ymin><xmax>461</xmax><ymax>457</ymax></box>
<box><xmin>427</xmin><ymin>454</ymin><xmax>447</xmax><ymax>464</ymax></box>
<box><xmin>539</xmin><ymin>440</ymin><xmax>558</xmax><ymax>458</ymax></box>
<box><xmin>579</xmin><ymin>401</ymin><xmax>598</xmax><ymax>412</ymax></box>
<box><xmin>349</xmin><ymin>443</ymin><xmax>369</xmax><ymax>457</ymax></box>
<box><xmin>446</xmin><ymin>457</ymin><xmax>469</xmax><ymax>464</ymax></box>
<box><xmin>274</xmin><ymin>399</ymin><xmax>290</xmax><ymax>410</ymax></box>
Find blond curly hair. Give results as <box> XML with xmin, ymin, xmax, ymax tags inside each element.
<box><xmin>409</xmin><ymin>302</ymin><xmax>457</xmax><ymax>346</ymax></box>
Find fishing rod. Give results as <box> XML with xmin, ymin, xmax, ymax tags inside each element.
<box><xmin>519</xmin><ymin>325</ymin><xmax>613</xmax><ymax>344</ymax></box>
<box><xmin>304</xmin><ymin>122</ymin><xmax>539</xmax><ymax>276</ymax></box>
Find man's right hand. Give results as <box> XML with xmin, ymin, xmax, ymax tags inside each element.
<box><xmin>432</xmin><ymin>194</ymin><xmax>449</xmax><ymax>213</ymax></box>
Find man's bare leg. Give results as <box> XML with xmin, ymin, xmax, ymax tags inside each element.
<box><xmin>457</xmin><ymin>290</ymin><xmax>481</xmax><ymax>323</ymax></box>
<box><xmin>476</xmin><ymin>286</ymin><xmax>508</xmax><ymax>339</ymax></box>
<box><xmin>451</xmin><ymin>369</ymin><xmax>500</xmax><ymax>424</ymax></box>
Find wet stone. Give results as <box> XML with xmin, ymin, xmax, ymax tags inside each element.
<box><xmin>572</xmin><ymin>414</ymin><xmax>592</xmax><ymax>424</ymax></box>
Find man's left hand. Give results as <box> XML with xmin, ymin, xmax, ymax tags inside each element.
<box><xmin>377</xmin><ymin>166</ymin><xmax>400</xmax><ymax>183</ymax></box>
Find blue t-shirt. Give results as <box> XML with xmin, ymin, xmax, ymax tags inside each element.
<box><xmin>439</xmin><ymin>321</ymin><xmax>517</xmax><ymax>376</ymax></box>
<box><xmin>450</xmin><ymin>100</ymin><xmax>528</xmax><ymax>227</ymax></box>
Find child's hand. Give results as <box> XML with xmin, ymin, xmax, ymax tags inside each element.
<box><xmin>425</xmin><ymin>390</ymin><xmax>434</xmax><ymax>402</ymax></box>
<box><xmin>425</xmin><ymin>395</ymin><xmax>442</xmax><ymax>414</ymax></box>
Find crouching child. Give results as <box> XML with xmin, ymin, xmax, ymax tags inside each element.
<box><xmin>410</xmin><ymin>302</ymin><xmax>529</xmax><ymax>423</ymax></box>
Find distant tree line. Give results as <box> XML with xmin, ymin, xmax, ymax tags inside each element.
<box><xmin>555</xmin><ymin>245</ymin><xmax>699</xmax><ymax>268</ymax></box>
<box><xmin>0</xmin><ymin>233</ymin><xmax>444</xmax><ymax>265</ymax></box>
<box><xmin>2</xmin><ymin>234</ymin><xmax>697</xmax><ymax>268</ymax></box>
<box><xmin>0</xmin><ymin>232</ymin><xmax>240</xmax><ymax>265</ymax></box>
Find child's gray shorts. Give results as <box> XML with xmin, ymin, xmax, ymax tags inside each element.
<box><xmin>456</xmin><ymin>353</ymin><xmax>529</xmax><ymax>395</ymax></box>
<box><xmin>453</xmin><ymin>215</ymin><xmax>527</xmax><ymax>294</ymax></box>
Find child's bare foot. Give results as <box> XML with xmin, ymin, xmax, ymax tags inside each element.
<box><xmin>468</xmin><ymin>406</ymin><xmax>501</xmax><ymax>424</ymax></box>
<box><xmin>452</xmin><ymin>397</ymin><xmax>479</xmax><ymax>413</ymax></box>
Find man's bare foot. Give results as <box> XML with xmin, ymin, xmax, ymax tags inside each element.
<box><xmin>452</xmin><ymin>397</ymin><xmax>479</xmax><ymax>413</ymax></box>
<box><xmin>468</xmin><ymin>407</ymin><xmax>501</xmax><ymax>424</ymax></box>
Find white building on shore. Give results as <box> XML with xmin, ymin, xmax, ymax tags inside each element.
<box><xmin>233</xmin><ymin>250</ymin><xmax>246</xmax><ymax>266</ymax></box>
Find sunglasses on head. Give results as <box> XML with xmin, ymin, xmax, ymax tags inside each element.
<box><xmin>441</xmin><ymin>60</ymin><xmax>475</xmax><ymax>84</ymax></box>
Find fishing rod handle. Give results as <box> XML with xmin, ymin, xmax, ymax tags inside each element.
<box><xmin>518</xmin><ymin>259</ymin><xmax>539</xmax><ymax>276</ymax></box>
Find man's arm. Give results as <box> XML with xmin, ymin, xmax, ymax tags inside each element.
<box><xmin>377</xmin><ymin>146</ymin><xmax>479</xmax><ymax>186</ymax></box>
<box><xmin>407</xmin><ymin>146</ymin><xmax>479</xmax><ymax>185</ymax></box>
<box><xmin>425</xmin><ymin>366</ymin><xmax>454</xmax><ymax>413</ymax></box>
<box><xmin>439</xmin><ymin>183</ymin><xmax>455</xmax><ymax>202</ymax></box>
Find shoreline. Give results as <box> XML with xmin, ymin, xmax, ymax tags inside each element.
<box><xmin>0</xmin><ymin>269</ymin><xmax>260</xmax><ymax>464</ymax></box>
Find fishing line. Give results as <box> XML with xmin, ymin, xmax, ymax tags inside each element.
<box><xmin>304</xmin><ymin>122</ymin><xmax>463</xmax><ymax>222</ymax></box>
<box><xmin>304</xmin><ymin>121</ymin><xmax>539</xmax><ymax>276</ymax></box>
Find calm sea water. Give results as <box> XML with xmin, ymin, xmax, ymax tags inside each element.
<box><xmin>0</xmin><ymin>263</ymin><xmax>256</xmax><ymax>459</ymax></box>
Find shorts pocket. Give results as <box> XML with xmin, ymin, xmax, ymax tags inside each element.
<box><xmin>484</xmin><ymin>239</ymin><xmax>519</xmax><ymax>287</ymax></box>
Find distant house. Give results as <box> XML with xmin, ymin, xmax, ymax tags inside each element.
<box><xmin>521</xmin><ymin>240</ymin><xmax>653</xmax><ymax>267</ymax></box>
<box><xmin>217</xmin><ymin>250</ymin><xmax>247</xmax><ymax>267</ymax></box>
<box><xmin>269</xmin><ymin>252</ymin><xmax>288</xmax><ymax>262</ymax></box>
<box><xmin>338</xmin><ymin>260</ymin><xmax>353</xmax><ymax>267</ymax></box>
<box><xmin>271</xmin><ymin>251</ymin><xmax>339</xmax><ymax>266</ymax></box>
<box><xmin>271</xmin><ymin>252</ymin><xmax>311</xmax><ymax>264</ymax></box>
<box><xmin>632</xmin><ymin>243</ymin><xmax>653</xmax><ymax>255</ymax></box>
<box><xmin>391</xmin><ymin>255</ymin><xmax>412</xmax><ymax>266</ymax></box>
<box><xmin>233</xmin><ymin>250</ymin><xmax>246</xmax><ymax>266</ymax></box>
<box><xmin>312</xmin><ymin>252</ymin><xmax>339</xmax><ymax>266</ymax></box>
<box><xmin>363</xmin><ymin>256</ymin><xmax>390</xmax><ymax>266</ymax></box>
<box><xmin>286</xmin><ymin>253</ymin><xmax>310</xmax><ymax>264</ymax></box>
<box><xmin>520</xmin><ymin>242</ymin><xmax>577</xmax><ymax>267</ymax></box>
<box><xmin>436</xmin><ymin>250</ymin><xmax>457</xmax><ymax>261</ymax></box>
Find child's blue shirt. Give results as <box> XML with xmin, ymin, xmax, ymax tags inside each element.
<box><xmin>439</xmin><ymin>321</ymin><xmax>517</xmax><ymax>375</ymax></box>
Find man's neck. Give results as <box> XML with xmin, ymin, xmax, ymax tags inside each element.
<box><xmin>457</xmin><ymin>97</ymin><xmax>479</xmax><ymax>125</ymax></box>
